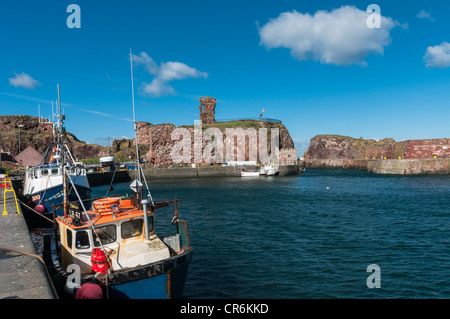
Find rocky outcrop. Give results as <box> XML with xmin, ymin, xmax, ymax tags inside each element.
<box><xmin>0</xmin><ymin>115</ymin><xmax>108</xmax><ymax>161</ymax></box>
<box><xmin>134</xmin><ymin>120</ymin><xmax>295</xmax><ymax>166</ymax></box>
<box><xmin>304</xmin><ymin>135</ymin><xmax>450</xmax><ymax>173</ymax></box>
<box><xmin>1</xmin><ymin>114</ymin><xmax>296</xmax><ymax>168</ymax></box>
<box><xmin>305</xmin><ymin>135</ymin><xmax>400</xmax><ymax>160</ymax></box>
<box><xmin>305</xmin><ymin>135</ymin><xmax>450</xmax><ymax>161</ymax></box>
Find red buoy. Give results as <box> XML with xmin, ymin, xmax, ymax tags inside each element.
<box><xmin>35</xmin><ymin>204</ymin><xmax>45</xmax><ymax>214</ymax></box>
<box><xmin>75</xmin><ymin>283</ymin><xmax>103</xmax><ymax>299</ymax></box>
<box><xmin>91</xmin><ymin>248</ymin><xmax>110</xmax><ymax>274</ymax></box>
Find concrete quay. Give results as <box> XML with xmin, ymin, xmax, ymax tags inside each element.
<box><xmin>0</xmin><ymin>177</ymin><xmax>55</xmax><ymax>299</ymax></box>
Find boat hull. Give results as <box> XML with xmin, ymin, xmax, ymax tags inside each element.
<box><xmin>27</xmin><ymin>184</ymin><xmax>91</xmax><ymax>213</ymax></box>
<box><xmin>241</xmin><ymin>171</ymin><xmax>260</xmax><ymax>177</ymax></box>
<box><xmin>106</xmin><ymin>249</ymin><xmax>193</xmax><ymax>299</ymax></box>
<box><xmin>55</xmin><ymin>247</ymin><xmax>194</xmax><ymax>299</ymax></box>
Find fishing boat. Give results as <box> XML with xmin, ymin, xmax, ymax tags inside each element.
<box><xmin>259</xmin><ymin>164</ymin><xmax>279</xmax><ymax>176</ymax></box>
<box><xmin>47</xmin><ymin>185</ymin><xmax>193</xmax><ymax>299</ymax></box>
<box><xmin>44</xmin><ymin>51</ymin><xmax>193</xmax><ymax>299</ymax></box>
<box><xmin>22</xmin><ymin>89</ymin><xmax>91</xmax><ymax>217</ymax></box>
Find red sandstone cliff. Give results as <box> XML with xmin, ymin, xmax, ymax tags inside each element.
<box><xmin>135</xmin><ymin>120</ymin><xmax>295</xmax><ymax>166</ymax></box>
<box><xmin>305</xmin><ymin>135</ymin><xmax>450</xmax><ymax>161</ymax></box>
<box><xmin>0</xmin><ymin>115</ymin><xmax>108</xmax><ymax>162</ymax></box>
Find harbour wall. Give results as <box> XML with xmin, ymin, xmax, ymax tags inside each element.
<box><xmin>366</xmin><ymin>158</ymin><xmax>450</xmax><ymax>175</ymax></box>
<box><xmin>87</xmin><ymin>165</ymin><xmax>300</xmax><ymax>185</ymax></box>
<box><xmin>305</xmin><ymin>158</ymin><xmax>450</xmax><ymax>175</ymax></box>
<box><xmin>0</xmin><ymin>177</ymin><xmax>55</xmax><ymax>299</ymax></box>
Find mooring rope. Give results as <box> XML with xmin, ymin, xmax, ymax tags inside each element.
<box><xmin>18</xmin><ymin>199</ymin><xmax>54</xmax><ymax>223</ymax></box>
<box><xmin>0</xmin><ymin>246</ymin><xmax>59</xmax><ymax>299</ymax></box>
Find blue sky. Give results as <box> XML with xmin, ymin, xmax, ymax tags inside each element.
<box><xmin>0</xmin><ymin>0</ymin><xmax>449</xmax><ymax>155</ymax></box>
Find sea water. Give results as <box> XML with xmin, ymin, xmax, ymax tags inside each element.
<box><xmin>88</xmin><ymin>169</ymin><xmax>450</xmax><ymax>298</ymax></box>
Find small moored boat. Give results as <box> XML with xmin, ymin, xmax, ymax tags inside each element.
<box><xmin>259</xmin><ymin>164</ymin><xmax>279</xmax><ymax>176</ymax></box>
<box><xmin>241</xmin><ymin>170</ymin><xmax>260</xmax><ymax>177</ymax></box>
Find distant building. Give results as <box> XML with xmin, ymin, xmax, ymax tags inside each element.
<box><xmin>279</xmin><ymin>148</ymin><xmax>297</xmax><ymax>166</ymax></box>
<box><xmin>15</xmin><ymin>146</ymin><xmax>43</xmax><ymax>167</ymax></box>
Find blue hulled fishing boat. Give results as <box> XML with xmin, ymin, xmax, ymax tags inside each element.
<box><xmin>44</xmin><ymin>51</ymin><xmax>193</xmax><ymax>299</ymax></box>
<box><xmin>22</xmin><ymin>87</ymin><xmax>91</xmax><ymax>218</ymax></box>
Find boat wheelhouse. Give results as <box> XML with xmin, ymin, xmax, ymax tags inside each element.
<box><xmin>50</xmin><ymin>193</ymin><xmax>192</xmax><ymax>299</ymax></box>
<box><xmin>24</xmin><ymin>162</ymin><xmax>90</xmax><ymax>211</ymax></box>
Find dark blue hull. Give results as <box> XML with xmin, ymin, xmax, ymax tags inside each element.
<box><xmin>30</xmin><ymin>184</ymin><xmax>91</xmax><ymax>215</ymax></box>
<box><xmin>100</xmin><ymin>247</ymin><xmax>193</xmax><ymax>299</ymax></box>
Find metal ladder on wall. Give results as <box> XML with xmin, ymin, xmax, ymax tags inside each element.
<box><xmin>1</xmin><ymin>178</ymin><xmax>20</xmax><ymax>215</ymax></box>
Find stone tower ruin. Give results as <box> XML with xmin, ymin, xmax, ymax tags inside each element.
<box><xmin>199</xmin><ymin>97</ymin><xmax>216</xmax><ymax>124</ymax></box>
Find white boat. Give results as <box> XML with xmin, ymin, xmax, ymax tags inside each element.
<box><xmin>23</xmin><ymin>90</ymin><xmax>91</xmax><ymax>216</ymax></box>
<box><xmin>259</xmin><ymin>164</ymin><xmax>279</xmax><ymax>176</ymax></box>
<box><xmin>23</xmin><ymin>153</ymin><xmax>91</xmax><ymax>214</ymax></box>
<box><xmin>241</xmin><ymin>170</ymin><xmax>260</xmax><ymax>177</ymax></box>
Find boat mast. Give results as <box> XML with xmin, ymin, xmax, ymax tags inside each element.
<box><xmin>130</xmin><ymin>49</ymin><xmax>154</xmax><ymax>205</ymax></box>
<box><xmin>58</xmin><ymin>84</ymin><xmax>69</xmax><ymax>218</ymax></box>
<box><xmin>130</xmin><ymin>49</ymin><xmax>140</xmax><ymax>183</ymax></box>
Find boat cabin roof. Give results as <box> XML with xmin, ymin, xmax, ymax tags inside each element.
<box><xmin>57</xmin><ymin>197</ymin><xmax>148</xmax><ymax>230</ymax></box>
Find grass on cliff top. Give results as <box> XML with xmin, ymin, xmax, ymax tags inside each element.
<box><xmin>180</xmin><ymin>119</ymin><xmax>285</xmax><ymax>130</ymax></box>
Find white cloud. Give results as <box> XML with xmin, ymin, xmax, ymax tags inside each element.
<box><xmin>142</xmin><ymin>78</ymin><xmax>175</xmax><ymax>97</ymax></box>
<box><xmin>159</xmin><ymin>62</ymin><xmax>208</xmax><ymax>82</ymax></box>
<box><xmin>132</xmin><ymin>52</ymin><xmax>158</xmax><ymax>75</ymax></box>
<box><xmin>132</xmin><ymin>52</ymin><xmax>208</xmax><ymax>97</ymax></box>
<box><xmin>258</xmin><ymin>5</ymin><xmax>401</xmax><ymax>66</ymax></box>
<box><xmin>9</xmin><ymin>72</ymin><xmax>41</xmax><ymax>89</ymax></box>
<box><xmin>416</xmin><ymin>10</ymin><xmax>435</xmax><ymax>21</ymax></box>
<box><xmin>424</xmin><ymin>42</ymin><xmax>450</xmax><ymax>68</ymax></box>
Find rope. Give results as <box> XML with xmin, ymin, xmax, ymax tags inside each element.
<box><xmin>105</xmin><ymin>169</ymin><xmax>117</xmax><ymax>197</ymax></box>
<box><xmin>18</xmin><ymin>199</ymin><xmax>54</xmax><ymax>224</ymax></box>
<box><xmin>65</xmin><ymin>171</ymin><xmax>113</xmax><ymax>269</ymax></box>
<box><xmin>0</xmin><ymin>246</ymin><xmax>59</xmax><ymax>299</ymax></box>
<box><xmin>38</xmin><ymin>175</ymin><xmax>51</xmax><ymax>205</ymax></box>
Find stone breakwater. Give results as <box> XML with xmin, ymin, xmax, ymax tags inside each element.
<box><xmin>304</xmin><ymin>158</ymin><xmax>450</xmax><ymax>175</ymax></box>
<box><xmin>304</xmin><ymin>135</ymin><xmax>450</xmax><ymax>175</ymax></box>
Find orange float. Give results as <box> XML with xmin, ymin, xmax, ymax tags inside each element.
<box><xmin>92</xmin><ymin>197</ymin><xmax>120</xmax><ymax>215</ymax></box>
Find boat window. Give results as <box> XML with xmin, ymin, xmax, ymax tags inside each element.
<box><xmin>93</xmin><ymin>225</ymin><xmax>116</xmax><ymax>246</ymax></box>
<box><xmin>75</xmin><ymin>231</ymin><xmax>90</xmax><ymax>249</ymax></box>
<box><xmin>121</xmin><ymin>219</ymin><xmax>143</xmax><ymax>239</ymax></box>
<box><xmin>33</xmin><ymin>170</ymin><xmax>38</xmax><ymax>179</ymax></box>
<box><xmin>66</xmin><ymin>229</ymin><xmax>73</xmax><ymax>249</ymax></box>
<box><xmin>148</xmin><ymin>215</ymin><xmax>154</xmax><ymax>234</ymax></box>
<box><xmin>41</xmin><ymin>169</ymin><xmax>48</xmax><ymax>176</ymax></box>
<box><xmin>51</xmin><ymin>168</ymin><xmax>59</xmax><ymax>175</ymax></box>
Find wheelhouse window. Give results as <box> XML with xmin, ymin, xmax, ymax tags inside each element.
<box><xmin>66</xmin><ymin>229</ymin><xmax>73</xmax><ymax>249</ymax></box>
<box><xmin>121</xmin><ymin>219</ymin><xmax>143</xmax><ymax>239</ymax></box>
<box><xmin>41</xmin><ymin>169</ymin><xmax>48</xmax><ymax>176</ymax></box>
<box><xmin>148</xmin><ymin>215</ymin><xmax>154</xmax><ymax>233</ymax></box>
<box><xmin>51</xmin><ymin>168</ymin><xmax>59</xmax><ymax>175</ymax></box>
<box><xmin>93</xmin><ymin>225</ymin><xmax>116</xmax><ymax>246</ymax></box>
<box><xmin>75</xmin><ymin>230</ymin><xmax>90</xmax><ymax>249</ymax></box>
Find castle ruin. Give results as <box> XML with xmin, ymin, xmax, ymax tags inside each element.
<box><xmin>199</xmin><ymin>97</ymin><xmax>216</xmax><ymax>124</ymax></box>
